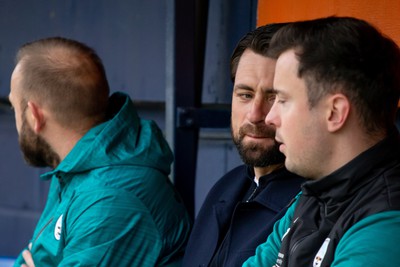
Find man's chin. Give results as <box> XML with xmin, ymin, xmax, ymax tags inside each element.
<box><xmin>240</xmin><ymin>145</ymin><xmax>285</xmax><ymax>167</ymax></box>
<box><xmin>239</xmin><ymin>136</ymin><xmax>274</xmax><ymax>150</ymax></box>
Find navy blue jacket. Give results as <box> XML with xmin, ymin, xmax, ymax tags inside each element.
<box><xmin>182</xmin><ymin>165</ymin><xmax>304</xmax><ymax>267</ymax></box>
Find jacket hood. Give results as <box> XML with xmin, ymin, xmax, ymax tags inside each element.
<box><xmin>42</xmin><ymin>92</ymin><xmax>173</xmax><ymax>179</ymax></box>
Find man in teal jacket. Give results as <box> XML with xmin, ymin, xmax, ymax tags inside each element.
<box><xmin>9</xmin><ymin>37</ymin><xmax>191</xmax><ymax>266</ymax></box>
<box><xmin>243</xmin><ymin>17</ymin><xmax>400</xmax><ymax>266</ymax></box>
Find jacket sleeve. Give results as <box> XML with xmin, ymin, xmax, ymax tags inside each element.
<box><xmin>242</xmin><ymin>194</ymin><xmax>300</xmax><ymax>267</ymax></box>
<box><xmin>13</xmin><ymin>247</ymin><xmax>28</xmax><ymax>266</ymax></box>
<box><xmin>332</xmin><ymin>210</ymin><xmax>400</xmax><ymax>267</ymax></box>
<box><xmin>59</xmin><ymin>188</ymin><xmax>162</xmax><ymax>267</ymax></box>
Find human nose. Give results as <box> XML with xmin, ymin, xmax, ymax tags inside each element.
<box><xmin>265</xmin><ymin>101</ymin><xmax>279</xmax><ymax>127</ymax></box>
<box><xmin>248</xmin><ymin>98</ymin><xmax>270</xmax><ymax>123</ymax></box>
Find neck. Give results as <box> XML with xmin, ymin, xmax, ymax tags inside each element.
<box><xmin>254</xmin><ymin>163</ymin><xmax>284</xmax><ymax>182</ymax></box>
<box><xmin>47</xmin><ymin>126</ymin><xmax>87</xmax><ymax>165</ymax></box>
<box><xmin>314</xmin><ymin>128</ymin><xmax>386</xmax><ymax>179</ymax></box>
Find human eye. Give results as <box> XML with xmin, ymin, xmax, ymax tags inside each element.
<box><xmin>275</xmin><ymin>95</ymin><xmax>286</xmax><ymax>104</ymax></box>
<box><xmin>238</xmin><ymin>93</ymin><xmax>252</xmax><ymax>100</ymax></box>
<box><xmin>235</xmin><ymin>90</ymin><xmax>253</xmax><ymax>101</ymax></box>
<box><xmin>267</xmin><ymin>94</ymin><xmax>276</xmax><ymax>103</ymax></box>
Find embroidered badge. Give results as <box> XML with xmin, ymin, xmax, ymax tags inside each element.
<box><xmin>54</xmin><ymin>214</ymin><xmax>63</xmax><ymax>241</ymax></box>
<box><xmin>313</xmin><ymin>238</ymin><xmax>330</xmax><ymax>267</ymax></box>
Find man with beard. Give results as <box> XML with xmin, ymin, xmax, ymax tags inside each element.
<box><xmin>9</xmin><ymin>37</ymin><xmax>191</xmax><ymax>266</ymax></box>
<box><xmin>244</xmin><ymin>16</ymin><xmax>400</xmax><ymax>267</ymax></box>
<box><xmin>182</xmin><ymin>23</ymin><xmax>304</xmax><ymax>267</ymax></box>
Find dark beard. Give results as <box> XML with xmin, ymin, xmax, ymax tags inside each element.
<box><xmin>232</xmin><ymin>123</ymin><xmax>285</xmax><ymax>167</ymax></box>
<box><xmin>19</xmin><ymin>113</ymin><xmax>60</xmax><ymax>168</ymax></box>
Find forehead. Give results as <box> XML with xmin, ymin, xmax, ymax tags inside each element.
<box><xmin>275</xmin><ymin>49</ymin><xmax>299</xmax><ymax>76</ymax></box>
<box><xmin>274</xmin><ymin>49</ymin><xmax>302</xmax><ymax>94</ymax></box>
<box><xmin>235</xmin><ymin>49</ymin><xmax>276</xmax><ymax>81</ymax></box>
<box><xmin>9</xmin><ymin>64</ymin><xmax>24</xmax><ymax>101</ymax></box>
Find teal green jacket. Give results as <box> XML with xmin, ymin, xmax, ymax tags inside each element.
<box><xmin>14</xmin><ymin>92</ymin><xmax>192</xmax><ymax>266</ymax></box>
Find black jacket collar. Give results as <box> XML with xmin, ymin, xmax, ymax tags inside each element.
<box><xmin>302</xmin><ymin>130</ymin><xmax>400</xmax><ymax>204</ymax></box>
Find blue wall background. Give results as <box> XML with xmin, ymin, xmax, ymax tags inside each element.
<box><xmin>0</xmin><ymin>0</ymin><xmax>256</xmax><ymax>258</ymax></box>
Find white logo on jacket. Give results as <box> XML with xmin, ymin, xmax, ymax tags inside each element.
<box><xmin>313</xmin><ymin>237</ymin><xmax>330</xmax><ymax>267</ymax></box>
<box><xmin>54</xmin><ymin>214</ymin><xmax>63</xmax><ymax>240</ymax></box>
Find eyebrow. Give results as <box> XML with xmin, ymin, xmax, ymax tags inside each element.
<box><xmin>234</xmin><ymin>83</ymin><xmax>253</xmax><ymax>91</ymax></box>
<box><xmin>273</xmin><ymin>88</ymin><xmax>291</xmax><ymax>99</ymax></box>
<box><xmin>234</xmin><ymin>83</ymin><xmax>276</xmax><ymax>94</ymax></box>
<box><xmin>265</xmin><ymin>88</ymin><xmax>276</xmax><ymax>94</ymax></box>
<box><xmin>271</xmin><ymin>88</ymin><xmax>282</xmax><ymax>95</ymax></box>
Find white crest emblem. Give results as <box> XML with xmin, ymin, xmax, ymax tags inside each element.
<box><xmin>313</xmin><ymin>238</ymin><xmax>330</xmax><ymax>267</ymax></box>
<box><xmin>54</xmin><ymin>214</ymin><xmax>63</xmax><ymax>241</ymax></box>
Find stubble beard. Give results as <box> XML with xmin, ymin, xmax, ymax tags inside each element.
<box><xmin>232</xmin><ymin>123</ymin><xmax>285</xmax><ymax>168</ymax></box>
<box><xmin>19</xmin><ymin>113</ymin><xmax>60</xmax><ymax>168</ymax></box>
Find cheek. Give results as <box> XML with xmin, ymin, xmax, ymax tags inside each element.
<box><xmin>14</xmin><ymin>114</ymin><xmax>22</xmax><ymax>133</ymax></box>
<box><xmin>282</xmin><ymin>115</ymin><xmax>308</xmax><ymax>148</ymax></box>
<box><xmin>297</xmin><ymin>117</ymin><xmax>324</xmax><ymax>157</ymax></box>
<box><xmin>231</xmin><ymin>105</ymin><xmax>244</xmax><ymax>127</ymax></box>
<box><xmin>14</xmin><ymin>109</ymin><xmax>25</xmax><ymax>134</ymax></box>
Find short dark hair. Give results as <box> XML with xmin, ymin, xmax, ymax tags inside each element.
<box><xmin>15</xmin><ymin>37</ymin><xmax>110</xmax><ymax>128</ymax></box>
<box><xmin>268</xmin><ymin>16</ymin><xmax>400</xmax><ymax>135</ymax></box>
<box><xmin>230</xmin><ymin>23</ymin><xmax>289</xmax><ymax>82</ymax></box>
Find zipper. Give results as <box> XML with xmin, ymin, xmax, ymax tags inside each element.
<box><xmin>33</xmin><ymin>217</ymin><xmax>54</xmax><ymax>243</ymax></box>
<box><xmin>289</xmin><ymin>235</ymin><xmax>307</xmax><ymax>256</ymax></box>
<box><xmin>246</xmin><ymin>185</ymin><xmax>259</xmax><ymax>202</ymax></box>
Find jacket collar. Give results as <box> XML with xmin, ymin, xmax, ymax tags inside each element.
<box><xmin>214</xmin><ymin>165</ymin><xmax>296</xmax><ymax>219</ymax></box>
<box><xmin>302</xmin><ymin>129</ymin><xmax>400</xmax><ymax>204</ymax></box>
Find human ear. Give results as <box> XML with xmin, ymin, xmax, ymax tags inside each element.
<box><xmin>326</xmin><ymin>94</ymin><xmax>350</xmax><ymax>132</ymax></box>
<box><xmin>27</xmin><ymin>101</ymin><xmax>45</xmax><ymax>133</ymax></box>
